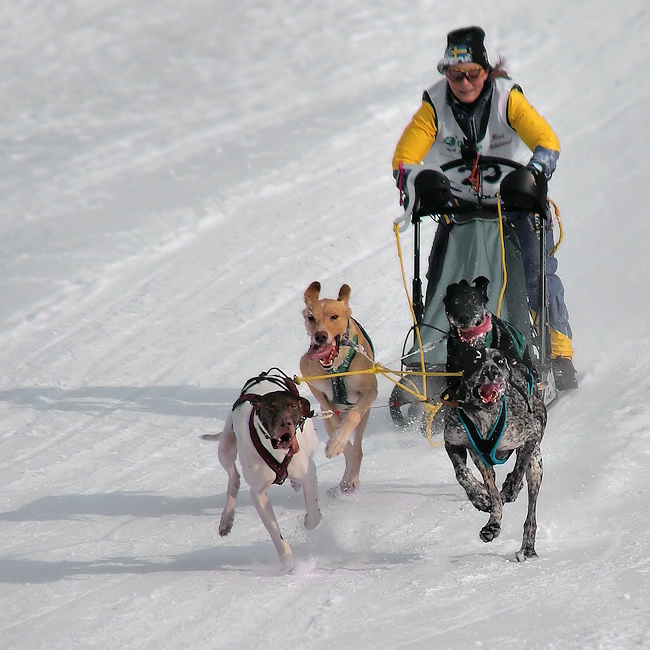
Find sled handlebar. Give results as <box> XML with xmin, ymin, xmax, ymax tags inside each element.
<box><xmin>394</xmin><ymin>158</ymin><xmax>538</xmax><ymax>232</ymax></box>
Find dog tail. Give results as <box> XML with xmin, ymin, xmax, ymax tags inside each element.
<box><xmin>200</xmin><ymin>433</ymin><xmax>222</xmax><ymax>441</ymax></box>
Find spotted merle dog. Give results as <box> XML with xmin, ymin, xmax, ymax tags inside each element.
<box><xmin>444</xmin><ymin>348</ymin><xmax>547</xmax><ymax>561</ymax></box>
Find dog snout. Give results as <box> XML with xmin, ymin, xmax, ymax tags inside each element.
<box><xmin>481</xmin><ymin>363</ymin><xmax>501</xmax><ymax>382</ymax></box>
<box><xmin>314</xmin><ymin>330</ymin><xmax>328</xmax><ymax>345</ymax></box>
<box><xmin>276</xmin><ymin>416</ymin><xmax>296</xmax><ymax>435</ymax></box>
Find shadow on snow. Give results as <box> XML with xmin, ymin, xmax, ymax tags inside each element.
<box><xmin>0</xmin><ymin>385</ymin><xmax>241</xmax><ymax>420</ymax></box>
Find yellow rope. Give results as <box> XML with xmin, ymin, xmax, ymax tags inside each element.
<box><xmin>423</xmin><ymin>401</ymin><xmax>445</xmax><ymax>448</ymax></box>
<box><xmin>295</xmin><ymin>366</ymin><xmax>458</xmax><ymax>386</ymax></box>
<box><xmin>294</xmin><ymin>222</ymin><xmax>467</xmax><ymax>450</ymax></box>
<box><xmin>496</xmin><ymin>193</ymin><xmax>507</xmax><ymax>318</ymax></box>
<box><xmin>295</xmin><ymin>367</ymin><xmax>380</xmax><ymax>384</ymax></box>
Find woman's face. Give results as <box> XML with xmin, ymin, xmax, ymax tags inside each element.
<box><xmin>446</xmin><ymin>63</ymin><xmax>488</xmax><ymax>104</ymax></box>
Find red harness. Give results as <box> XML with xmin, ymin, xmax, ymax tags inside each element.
<box><xmin>233</xmin><ymin>372</ymin><xmax>304</xmax><ymax>485</ymax></box>
<box><xmin>248</xmin><ymin>412</ymin><xmax>299</xmax><ymax>485</ymax></box>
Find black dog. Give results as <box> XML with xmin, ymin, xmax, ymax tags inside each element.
<box><xmin>443</xmin><ymin>276</ymin><xmax>538</xmax><ymax>392</ymax></box>
<box><xmin>444</xmin><ymin>348</ymin><xmax>547</xmax><ymax>561</ymax></box>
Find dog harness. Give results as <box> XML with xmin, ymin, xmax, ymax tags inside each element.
<box><xmin>248</xmin><ymin>413</ymin><xmax>299</xmax><ymax>485</ymax></box>
<box><xmin>233</xmin><ymin>369</ymin><xmax>300</xmax><ymax>408</ymax></box>
<box><xmin>327</xmin><ymin>319</ymin><xmax>374</xmax><ymax>406</ymax></box>
<box><xmin>456</xmin><ymin>399</ymin><xmax>512</xmax><ymax>467</ymax></box>
<box><xmin>455</xmin><ymin>361</ymin><xmax>536</xmax><ymax>466</ymax></box>
<box><xmin>232</xmin><ymin>369</ymin><xmax>304</xmax><ymax>485</ymax></box>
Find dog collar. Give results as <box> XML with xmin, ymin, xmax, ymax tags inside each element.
<box><xmin>459</xmin><ymin>312</ymin><xmax>492</xmax><ymax>343</ymax></box>
<box><xmin>328</xmin><ymin>333</ymin><xmax>357</xmax><ymax>406</ymax></box>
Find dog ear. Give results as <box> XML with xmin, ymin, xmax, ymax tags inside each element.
<box><xmin>298</xmin><ymin>396</ymin><xmax>314</xmax><ymax>419</ymax></box>
<box><xmin>443</xmin><ymin>280</ymin><xmax>466</xmax><ymax>308</ymax></box>
<box><xmin>247</xmin><ymin>394</ymin><xmax>264</xmax><ymax>411</ymax></box>
<box><xmin>473</xmin><ymin>276</ymin><xmax>489</xmax><ymax>303</ymax></box>
<box><xmin>337</xmin><ymin>284</ymin><xmax>351</xmax><ymax>305</ymax></box>
<box><xmin>443</xmin><ymin>282</ymin><xmax>457</xmax><ymax>308</ymax></box>
<box><xmin>304</xmin><ymin>281</ymin><xmax>321</xmax><ymax>307</ymax></box>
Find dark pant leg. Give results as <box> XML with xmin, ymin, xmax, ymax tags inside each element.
<box><xmin>510</xmin><ymin>213</ymin><xmax>572</xmax><ymax>339</ymax></box>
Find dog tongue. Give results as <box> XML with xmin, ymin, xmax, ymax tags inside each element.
<box><xmin>479</xmin><ymin>382</ymin><xmax>501</xmax><ymax>403</ymax></box>
<box><xmin>460</xmin><ymin>313</ymin><xmax>492</xmax><ymax>342</ymax></box>
<box><xmin>305</xmin><ymin>342</ymin><xmax>333</xmax><ymax>361</ymax></box>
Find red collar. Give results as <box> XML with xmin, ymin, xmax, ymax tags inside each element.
<box><xmin>459</xmin><ymin>312</ymin><xmax>492</xmax><ymax>343</ymax></box>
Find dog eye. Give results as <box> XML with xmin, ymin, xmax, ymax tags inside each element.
<box><xmin>330</xmin><ymin>315</ymin><xmax>339</xmax><ymax>320</ymax></box>
<box><xmin>307</xmin><ymin>314</ymin><xmax>316</xmax><ymax>322</ymax></box>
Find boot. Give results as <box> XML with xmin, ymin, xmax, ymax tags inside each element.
<box><xmin>552</xmin><ymin>357</ymin><xmax>578</xmax><ymax>390</ymax></box>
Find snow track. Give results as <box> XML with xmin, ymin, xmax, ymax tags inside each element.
<box><xmin>0</xmin><ymin>1</ymin><xmax>649</xmax><ymax>648</ymax></box>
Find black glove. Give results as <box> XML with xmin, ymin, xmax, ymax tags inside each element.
<box><xmin>500</xmin><ymin>166</ymin><xmax>547</xmax><ymax>214</ymax></box>
<box><xmin>525</xmin><ymin>163</ymin><xmax>548</xmax><ymax>199</ymax></box>
<box><xmin>413</xmin><ymin>169</ymin><xmax>454</xmax><ymax>216</ymax></box>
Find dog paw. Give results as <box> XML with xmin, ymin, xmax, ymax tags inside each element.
<box><xmin>501</xmin><ymin>474</ymin><xmax>523</xmax><ymax>503</ymax></box>
<box><xmin>327</xmin><ymin>479</ymin><xmax>359</xmax><ymax>497</ymax></box>
<box><xmin>304</xmin><ymin>509</ymin><xmax>321</xmax><ymax>530</ymax></box>
<box><xmin>339</xmin><ymin>479</ymin><xmax>359</xmax><ymax>494</ymax></box>
<box><xmin>479</xmin><ymin>521</ymin><xmax>501</xmax><ymax>543</ymax></box>
<box><xmin>325</xmin><ymin>431</ymin><xmax>351</xmax><ymax>458</ymax></box>
<box><xmin>218</xmin><ymin>512</ymin><xmax>234</xmax><ymax>537</ymax></box>
<box><xmin>514</xmin><ymin>547</ymin><xmax>537</xmax><ymax>562</ymax></box>
<box><xmin>280</xmin><ymin>552</ymin><xmax>295</xmax><ymax>573</ymax></box>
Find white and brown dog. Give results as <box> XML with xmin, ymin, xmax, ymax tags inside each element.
<box><xmin>210</xmin><ymin>372</ymin><xmax>321</xmax><ymax>570</ymax></box>
<box><xmin>300</xmin><ymin>282</ymin><xmax>378</xmax><ymax>494</ymax></box>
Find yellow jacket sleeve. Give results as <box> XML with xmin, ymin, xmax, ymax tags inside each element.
<box><xmin>392</xmin><ymin>86</ymin><xmax>559</xmax><ymax>172</ymax></box>
<box><xmin>392</xmin><ymin>102</ymin><xmax>438</xmax><ymax>171</ymax></box>
<box><xmin>506</xmin><ymin>88</ymin><xmax>560</xmax><ymax>153</ymax></box>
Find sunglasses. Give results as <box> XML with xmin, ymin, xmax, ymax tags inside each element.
<box><xmin>446</xmin><ymin>67</ymin><xmax>484</xmax><ymax>82</ymax></box>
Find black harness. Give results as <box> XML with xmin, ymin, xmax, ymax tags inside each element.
<box><xmin>233</xmin><ymin>368</ymin><xmax>300</xmax><ymax>409</ymax></box>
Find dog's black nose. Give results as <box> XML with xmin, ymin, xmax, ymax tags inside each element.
<box><xmin>277</xmin><ymin>418</ymin><xmax>295</xmax><ymax>432</ymax></box>
<box><xmin>482</xmin><ymin>364</ymin><xmax>500</xmax><ymax>381</ymax></box>
<box><xmin>315</xmin><ymin>331</ymin><xmax>327</xmax><ymax>345</ymax></box>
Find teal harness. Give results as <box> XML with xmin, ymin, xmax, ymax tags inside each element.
<box><xmin>327</xmin><ymin>319</ymin><xmax>374</xmax><ymax>406</ymax></box>
<box><xmin>456</xmin><ymin>365</ymin><xmax>535</xmax><ymax>467</ymax></box>
<box><xmin>457</xmin><ymin>399</ymin><xmax>511</xmax><ymax>467</ymax></box>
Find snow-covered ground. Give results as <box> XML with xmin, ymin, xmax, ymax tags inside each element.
<box><xmin>1</xmin><ymin>1</ymin><xmax>649</xmax><ymax>648</ymax></box>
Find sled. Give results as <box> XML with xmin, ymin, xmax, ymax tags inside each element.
<box><xmin>389</xmin><ymin>158</ymin><xmax>558</xmax><ymax>432</ymax></box>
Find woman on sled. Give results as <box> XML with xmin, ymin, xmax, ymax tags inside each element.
<box><xmin>392</xmin><ymin>25</ymin><xmax>577</xmax><ymax>390</ymax></box>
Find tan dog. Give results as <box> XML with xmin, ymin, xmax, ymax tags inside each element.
<box><xmin>300</xmin><ymin>282</ymin><xmax>378</xmax><ymax>493</ymax></box>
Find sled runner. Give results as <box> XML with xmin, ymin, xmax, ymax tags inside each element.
<box><xmin>389</xmin><ymin>157</ymin><xmax>558</xmax><ymax>431</ymax></box>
